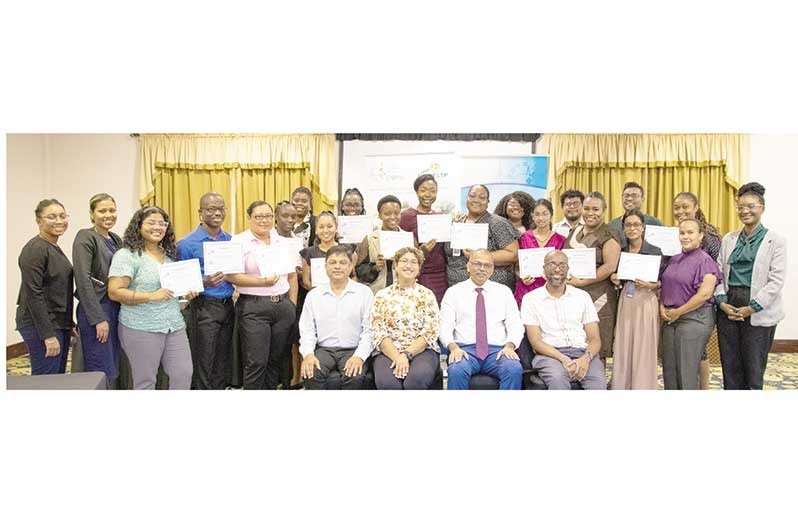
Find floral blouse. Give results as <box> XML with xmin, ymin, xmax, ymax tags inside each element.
<box><xmin>369</xmin><ymin>282</ymin><xmax>440</xmax><ymax>354</ymax></box>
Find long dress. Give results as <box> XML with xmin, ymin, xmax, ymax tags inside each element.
<box><xmin>610</xmin><ymin>240</ymin><xmax>665</xmax><ymax>390</ymax></box>
<box><xmin>565</xmin><ymin>224</ymin><xmax>619</xmax><ymax>360</ymax></box>
<box><xmin>399</xmin><ymin>208</ymin><xmax>448</xmax><ymax>304</ymax></box>
<box><xmin>514</xmin><ymin>229</ymin><xmax>565</xmax><ymax>307</ymax></box>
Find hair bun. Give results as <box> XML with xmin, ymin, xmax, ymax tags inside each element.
<box><xmin>738</xmin><ymin>182</ymin><xmax>765</xmax><ymax>197</ymax></box>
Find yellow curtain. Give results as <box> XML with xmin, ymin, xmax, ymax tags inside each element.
<box><xmin>539</xmin><ymin>134</ymin><xmax>749</xmax><ymax>235</ymax></box>
<box><xmin>235</xmin><ymin>164</ymin><xmax>333</xmax><ymax>233</ymax></box>
<box><xmin>143</xmin><ymin>166</ymin><xmax>234</xmax><ymax>240</ymax></box>
<box><xmin>136</xmin><ymin>133</ymin><xmax>339</xmax><ymax>217</ymax></box>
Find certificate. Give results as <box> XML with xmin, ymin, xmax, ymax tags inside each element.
<box><xmin>158</xmin><ymin>259</ymin><xmax>204</xmax><ymax>296</ymax></box>
<box><xmin>563</xmin><ymin>248</ymin><xmax>597</xmax><ymax>279</ymax></box>
<box><xmin>518</xmin><ymin>247</ymin><xmax>554</xmax><ymax>278</ymax></box>
<box><xmin>417</xmin><ymin>214</ymin><xmax>452</xmax><ymax>243</ymax></box>
<box><xmin>450</xmin><ymin>223</ymin><xmax>489</xmax><ymax>251</ymax></box>
<box><xmin>255</xmin><ymin>244</ymin><xmax>297</xmax><ymax>277</ymax></box>
<box><xmin>338</xmin><ymin>215</ymin><xmax>374</xmax><ymax>244</ymax></box>
<box><xmin>645</xmin><ymin>225</ymin><xmax>681</xmax><ymax>256</ymax></box>
<box><xmin>202</xmin><ymin>241</ymin><xmax>244</xmax><ymax>275</ymax></box>
<box><xmin>310</xmin><ymin>257</ymin><xmax>330</xmax><ymax>287</ymax></box>
<box><xmin>378</xmin><ymin>230</ymin><xmax>414</xmax><ymax>259</ymax></box>
<box><xmin>275</xmin><ymin>236</ymin><xmax>304</xmax><ymax>268</ymax></box>
<box><xmin>616</xmin><ymin>252</ymin><xmax>662</xmax><ymax>282</ymax></box>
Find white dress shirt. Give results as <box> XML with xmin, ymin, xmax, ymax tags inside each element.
<box><xmin>439</xmin><ymin>278</ymin><xmax>524</xmax><ymax>349</ymax></box>
<box><xmin>553</xmin><ymin>217</ymin><xmax>584</xmax><ymax>240</ymax></box>
<box><xmin>298</xmin><ymin>279</ymin><xmax>374</xmax><ymax>360</ymax></box>
<box><xmin>520</xmin><ymin>284</ymin><xmax>598</xmax><ymax>349</ymax></box>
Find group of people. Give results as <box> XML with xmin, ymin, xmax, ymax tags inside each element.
<box><xmin>15</xmin><ymin>175</ymin><xmax>786</xmax><ymax>390</ymax></box>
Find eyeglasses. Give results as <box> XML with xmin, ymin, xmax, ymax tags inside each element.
<box><xmin>201</xmin><ymin>206</ymin><xmax>226</xmax><ymax>214</ymax></box>
<box><xmin>468</xmin><ymin>194</ymin><xmax>489</xmax><ymax>202</ymax></box>
<box><xmin>397</xmin><ymin>258</ymin><xmax>420</xmax><ymax>266</ymax></box>
<box><xmin>251</xmin><ymin>214</ymin><xmax>274</xmax><ymax>222</ymax></box>
<box><xmin>562</xmin><ymin>200</ymin><xmax>582</xmax><ymax>208</ymax></box>
<box><xmin>736</xmin><ymin>204</ymin><xmax>763</xmax><ymax>212</ymax></box>
<box><xmin>469</xmin><ymin>261</ymin><xmax>493</xmax><ymax>269</ymax></box>
<box><xmin>144</xmin><ymin>220</ymin><xmax>169</xmax><ymax>228</ymax></box>
<box><xmin>544</xmin><ymin>262</ymin><xmax>568</xmax><ymax>270</ymax></box>
<box><xmin>42</xmin><ymin>213</ymin><xmax>69</xmax><ymax>221</ymax></box>
<box><xmin>623</xmin><ymin>222</ymin><xmax>643</xmax><ymax>229</ymax></box>
<box><xmin>622</xmin><ymin>193</ymin><xmax>642</xmax><ymax>200</ymax></box>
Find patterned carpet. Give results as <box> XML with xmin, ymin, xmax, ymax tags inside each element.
<box><xmin>7</xmin><ymin>351</ymin><xmax>798</xmax><ymax>389</ymax></box>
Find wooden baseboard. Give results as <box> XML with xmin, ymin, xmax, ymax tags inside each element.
<box><xmin>772</xmin><ymin>340</ymin><xmax>798</xmax><ymax>353</ymax></box>
<box><xmin>7</xmin><ymin>342</ymin><xmax>27</xmax><ymax>360</ymax></box>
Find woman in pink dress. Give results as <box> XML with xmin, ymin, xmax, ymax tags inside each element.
<box><xmin>514</xmin><ymin>198</ymin><xmax>565</xmax><ymax>306</ymax></box>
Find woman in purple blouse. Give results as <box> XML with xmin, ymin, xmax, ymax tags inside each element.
<box><xmin>659</xmin><ymin>218</ymin><xmax>723</xmax><ymax>390</ymax></box>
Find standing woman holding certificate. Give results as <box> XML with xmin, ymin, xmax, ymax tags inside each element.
<box><xmin>356</xmin><ymin>194</ymin><xmax>408</xmax><ymax>294</ymax></box>
<box><xmin>300</xmin><ymin>211</ymin><xmax>354</xmax><ymax>289</ymax></box>
<box><xmin>715</xmin><ymin>183</ymin><xmax>786</xmax><ymax>389</ymax></box>
<box><xmin>564</xmin><ymin>191</ymin><xmax>621</xmax><ymax>363</ymax></box>
<box><xmin>514</xmin><ymin>198</ymin><xmax>565</xmax><ymax>306</ymax></box>
<box><xmin>399</xmin><ymin>175</ymin><xmax>448</xmax><ymax>304</ymax></box>
<box><xmin>16</xmin><ymin>199</ymin><xmax>74</xmax><ymax>376</ymax></box>
<box><xmin>444</xmin><ymin>184</ymin><xmax>519</xmax><ymax>290</ymax></box>
<box><xmin>72</xmin><ymin>193</ymin><xmax>124</xmax><ymax>386</ymax></box>
<box><xmin>659</xmin><ymin>218</ymin><xmax>723</xmax><ymax>390</ymax></box>
<box><xmin>228</xmin><ymin>201</ymin><xmax>298</xmax><ymax>390</ymax></box>
<box><xmin>107</xmin><ymin>207</ymin><xmax>196</xmax><ymax>390</ymax></box>
<box><xmin>609</xmin><ymin>209</ymin><xmax>665</xmax><ymax>390</ymax></box>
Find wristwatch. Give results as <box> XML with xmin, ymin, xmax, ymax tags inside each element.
<box><xmin>403</xmin><ymin>350</ymin><xmax>414</xmax><ymax>361</ymax></box>
<box><xmin>583</xmin><ymin>351</ymin><xmax>594</xmax><ymax>362</ymax></box>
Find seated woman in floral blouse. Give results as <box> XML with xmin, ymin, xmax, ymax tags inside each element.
<box><xmin>369</xmin><ymin>246</ymin><xmax>441</xmax><ymax>390</ymax></box>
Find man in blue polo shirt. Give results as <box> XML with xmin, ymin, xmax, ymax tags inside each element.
<box><xmin>176</xmin><ymin>192</ymin><xmax>235</xmax><ymax>389</ymax></box>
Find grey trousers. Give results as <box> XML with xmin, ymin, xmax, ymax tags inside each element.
<box><xmin>532</xmin><ymin>347</ymin><xmax>607</xmax><ymax>390</ymax></box>
<box><xmin>118</xmin><ymin>324</ymin><xmax>193</xmax><ymax>390</ymax></box>
<box><xmin>661</xmin><ymin>306</ymin><xmax>715</xmax><ymax>390</ymax></box>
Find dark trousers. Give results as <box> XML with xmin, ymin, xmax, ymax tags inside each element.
<box><xmin>717</xmin><ymin>286</ymin><xmax>777</xmax><ymax>390</ymax></box>
<box><xmin>236</xmin><ymin>294</ymin><xmax>296</xmax><ymax>390</ymax></box>
<box><xmin>18</xmin><ymin>325</ymin><xmax>71</xmax><ymax>375</ymax></box>
<box><xmin>186</xmin><ymin>296</ymin><xmax>235</xmax><ymax>390</ymax></box>
<box><xmin>77</xmin><ymin>299</ymin><xmax>121</xmax><ymax>384</ymax></box>
<box><xmin>304</xmin><ymin>346</ymin><xmax>369</xmax><ymax>390</ymax></box>
<box><xmin>373</xmin><ymin>349</ymin><xmax>439</xmax><ymax>390</ymax></box>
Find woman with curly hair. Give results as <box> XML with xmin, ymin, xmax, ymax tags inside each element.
<box><xmin>494</xmin><ymin>191</ymin><xmax>535</xmax><ymax>234</ymax></box>
<box><xmin>108</xmin><ymin>206</ymin><xmax>197</xmax><ymax>390</ymax></box>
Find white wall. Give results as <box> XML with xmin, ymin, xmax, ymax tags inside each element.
<box><xmin>749</xmin><ymin>135</ymin><xmax>798</xmax><ymax>339</ymax></box>
<box><xmin>6</xmin><ymin>134</ymin><xmax>138</xmax><ymax>345</ymax></box>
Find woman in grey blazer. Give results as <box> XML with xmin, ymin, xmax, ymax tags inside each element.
<box><xmin>715</xmin><ymin>182</ymin><xmax>787</xmax><ymax>389</ymax></box>
<box><xmin>72</xmin><ymin>193</ymin><xmax>123</xmax><ymax>385</ymax></box>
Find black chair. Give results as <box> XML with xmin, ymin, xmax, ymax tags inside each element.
<box><xmin>518</xmin><ymin>338</ymin><xmax>583</xmax><ymax>390</ymax></box>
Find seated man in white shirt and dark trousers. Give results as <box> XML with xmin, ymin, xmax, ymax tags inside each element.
<box><xmin>439</xmin><ymin>249</ymin><xmax>524</xmax><ymax>390</ymax></box>
<box><xmin>522</xmin><ymin>250</ymin><xmax>606</xmax><ymax>390</ymax></box>
<box><xmin>299</xmin><ymin>245</ymin><xmax>374</xmax><ymax>390</ymax></box>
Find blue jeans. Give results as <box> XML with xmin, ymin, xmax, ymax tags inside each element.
<box><xmin>77</xmin><ymin>299</ymin><xmax>121</xmax><ymax>383</ymax></box>
<box><xmin>18</xmin><ymin>324</ymin><xmax>71</xmax><ymax>375</ymax></box>
<box><xmin>446</xmin><ymin>344</ymin><xmax>522</xmax><ymax>390</ymax></box>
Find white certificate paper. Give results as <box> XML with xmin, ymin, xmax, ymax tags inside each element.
<box><xmin>310</xmin><ymin>257</ymin><xmax>330</xmax><ymax>287</ymax></box>
<box><xmin>378</xmin><ymin>230</ymin><xmax>414</xmax><ymax>259</ymax></box>
<box><xmin>338</xmin><ymin>215</ymin><xmax>374</xmax><ymax>244</ymax></box>
<box><xmin>255</xmin><ymin>245</ymin><xmax>297</xmax><ymax>277</ymax></box>
<box><xmin>202</xmin><ymin>241</ymin><xmax>244</xmax><ymax>275</ymax></box>
<box><xmin>645</xmin><ymin>225</ymin><xmax>681</xmax><ymax>256</ymax></box>
<box><xmin>158</xmin><ymin>259</ymin><xmax>204</xmax><ymax>296</ymax></box>
<box><xmin>518</xmin><ymin>247</ymin><xmax>554</xmax><ymax>278</ymax></box>
<box><xmin>563</xmin><ymin>248</ymin><xmax>597</xmax><ymax>279</ymax></box>
<box><xmin>450</xmin><ymin>223</ymin><xmax>489</xmax><ymax>250</ymax></box>
<box><xmin>616</xmin><ymin>252</ymin><xmax>662</xmax><ymax>282</ymax></box>
<box><xmin>417</xmin><ymin>214</ymin><xmax>452</xmax><ymax>243</ymax></box>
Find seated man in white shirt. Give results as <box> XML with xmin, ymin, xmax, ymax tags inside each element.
<box><xmin>521</xmin><ymin>250</ymin><xmax>606</xmax><ymax>390</ymax></box>
<box><xmin>439</xmin><ymin>249</ymin><xmax>523</xmax><ymax>390</ymax></box>
<box><xmin>299</xmin><ymin>245</ymin><xmax>374</xmax><ymax>390</ymax></box>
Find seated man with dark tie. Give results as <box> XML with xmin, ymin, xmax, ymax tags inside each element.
<box><xmin>521</xmin><ymin>250</ymin><xmax>606</xmax><ymax>390</ymax></box>
<box><xmin>439</xmin><ymin>249</ymin><xmax>523</xmax><ymax>390</ymax></box>
<box><xmin>299</xmin><ymin>245</ymin><xmax>374</xmax><ymax>390</ymax></box>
